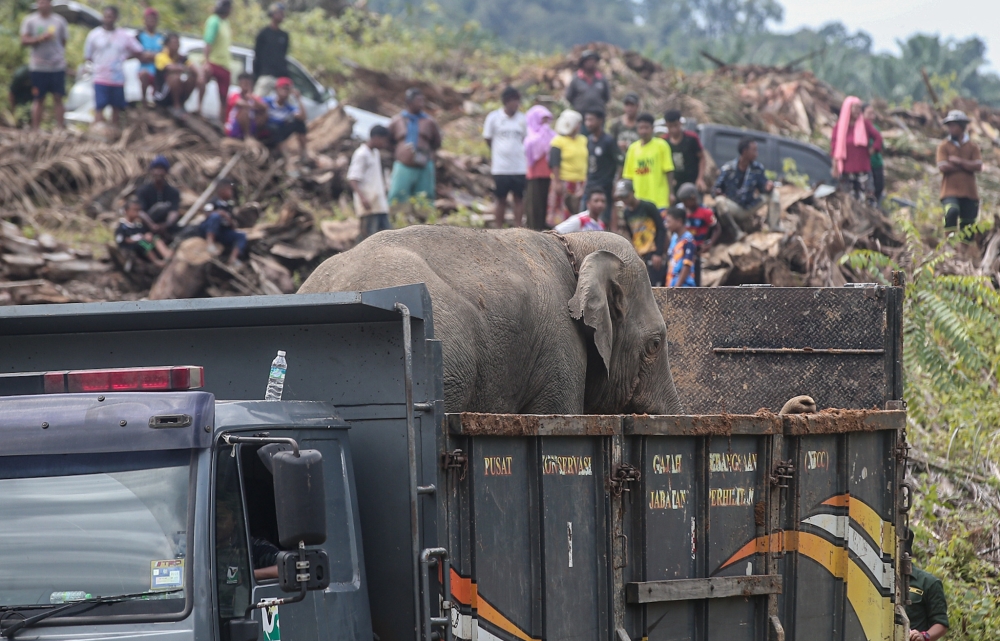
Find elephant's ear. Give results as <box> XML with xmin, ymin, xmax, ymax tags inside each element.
<box><xmin>568</xmin><ymin>250</ymin><xmax>624</xmax><ymax>373</ymax></box>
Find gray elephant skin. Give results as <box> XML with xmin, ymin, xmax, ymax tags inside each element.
<box><xmin>299</xmin><ymin>226</ymin><xmax>682</xmax><ymax>415</ymax></box>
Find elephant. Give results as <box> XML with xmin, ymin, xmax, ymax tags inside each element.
<box><xmin>299</xmin><ymin>226</ymin><xmax>682</xmax><ymax>415</ymax></box>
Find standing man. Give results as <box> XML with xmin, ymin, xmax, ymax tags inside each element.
<box><xmin>609</xmin><ymin>92</ymin><xmax>640</xmax><ymax>164</ymax></box>
<box><xmin>136</xmin><ymin>7</ymin><xmax>164</xmax><ymax>107</ymax></box>
<box><xmin>665</xmin><ymin>206</ymin><xmax>697</xmax><ymax>288</ymax></box>
<box><xmin>615</xmin><ymin>179</ymin><xmax>667</xmax><ymax>286</ymax></box>
<box><xmin>84</xmin><ymin>6</ymin><xmax>147</xmax><ymax>127</ymax></box>
<box><xmin>622</xmin><ymin>113</ymin><xmax>675</xmax><ymax>212</ymax></box>
<box><xmin>565</xmin><ymin>50</ymin><xmax>610</xmax><ymax>116</ymax></box>
<box><xmin>388</xmin><ymin>88</ymin><xmax>442</xmax><ymax>206</ymax></box>
<box><xmin>937</xmin><ymin>110</ymin><xmax>982</xmax><ymax>232</ymax></box>
<box><xmin>202</xmin><ymin>0</ymin><xmax>233</xmax><ymax>121</ymax></box>
<box><xmin>136</xmin><ymin>155</ymin><xmax>181</xmax><ymax>239</ymax></box>
<box><xmin>713</xmin><ymin>136</ymin><xmax>773</xmax><ymax>241</ymax></box>
<box><xmin>664</xmin><ymin>110</ymin><xmax>707</xmax><ymax>195</ymax></box>
<box><xmin>20</xmin><ymin>0</ymin><xmax>69</xmax><ymax>130</ymax></box>
<box><xmin>584</xmin><ymin>109</ymin><xmax>618</xmax><ymax>228</ymax></box>
<box><xmin>253</xmin><ymin>3</ymin><xmax>289</xmax><ymax>99</ymax></box>
<box><xmin>348</xmin><ymin>125</ymin><xmax>392</xmax><ymax>241</ymax></box>
<box><xmin>483</xmin><ymin>87</ymin><xmax>527</xmax><ymax>228</ymax></box>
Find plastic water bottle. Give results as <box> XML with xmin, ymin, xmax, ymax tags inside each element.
<box><xmin>265</xmin><ymin>350</ymin><xmax>287</xmax><ymax>401</ymax></box>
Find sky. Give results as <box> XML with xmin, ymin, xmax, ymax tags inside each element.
<box><xmin>779</xmin><ymin>0</ymin><xmax>1000</xmax><ymax>68</ymax></box>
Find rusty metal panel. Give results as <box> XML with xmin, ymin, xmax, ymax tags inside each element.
<box><xmin>465</xmin><ymin>437</ymin><xmax>540</xmax><ymax>640</ymax></box>
<box><xmin>539</xmin><ymin>437</ymin><xmax>609</xmax><ymax>639</ymax></box>
<box><xmin>626</xmin><ymin>414</ymin><xmax>781</xmax><ymax>436</ymax></box>
<box><xmin>655</xmin><ymin>287</ymin><xmax>900</xmax><ymax>414</ymax></box>
<box><xmin>449</xmin><ymin>413</ymin><xmax>621</xmax><ymax>436</ymax></box>
<box><xmin>782</xmin><ymin>410</ymin><xmax>904</xmax><ymax>435</ymax></box>
<box><xmin>706</xmin><ymin>435</ymin><xmax>768</xmax><ymax>641</ymax></box>
<box><xmin>640</xmin><ymin>436</ymin><xmax>699</xmax><ymax>641</ymax></box>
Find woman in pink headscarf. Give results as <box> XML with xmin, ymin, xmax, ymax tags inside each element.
<box><xmin>523</xmin><ymin>105</ymin><xmax>555</xmax><ymax>230</ymax></box>
<box><xmin>830</xmin><ymin>96</ymin><xmax>882</xmax><ymax>202</ymax></box>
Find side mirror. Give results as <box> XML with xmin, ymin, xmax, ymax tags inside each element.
<box><xmin>271</xmin><ymin>448</ymin><xmax>327</xmax><ymax>547</ymax></box>
<box><xmin>228</xmin><ymin>617</ymin><xmax>259</xmax><ymax>641</ymax></box>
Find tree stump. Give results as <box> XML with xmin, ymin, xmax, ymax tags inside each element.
<box><xmin>148</xmin><ymin>237</ymin><xmax>212</xmax><ymax>300</ymax></box>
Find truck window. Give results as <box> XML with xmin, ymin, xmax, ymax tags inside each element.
<box><xmin>215</xmin><ymin>447</ymin><xmax>251</xmax><ymax>640</ymax></box>
<box><xmin>0</xmin><ymin>450</ymin><xmax>191</xmax><ymax>619</ymax></box>
<box><xmin>238</xmin><ymin>445</ymin><xmax>281</xmax><ymax>580</ymax></box>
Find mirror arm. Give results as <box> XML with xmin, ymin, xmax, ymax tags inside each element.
<box><xmin>224</xmin><ymin>434</ymin><xmax>300</xmax><ymax>457</ymax></box>
<box><xmin>244</xmin><ymin>543</ymin><xmax>309</xmax><ymax>619</ymax></box>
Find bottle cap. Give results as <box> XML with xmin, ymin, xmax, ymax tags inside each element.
<box><xmin>277</xmin><ymin>350</ymin><xmax>286</xmax><ymax>357</ymax></box>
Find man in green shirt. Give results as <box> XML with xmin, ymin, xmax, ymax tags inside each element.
<box><xmin>863</xmin><ymin>104</ymin><xmax>884</xmax><ymax>205</ymax></box>
<box><xmin>905</xmin><ymin>531</ymin><xmax>949</xmax><ymax>641</ymax></box>
<box><xmin>200</xmin><ymin>0</ymin><xmax>233</xmax><ymax>121</ymax></box>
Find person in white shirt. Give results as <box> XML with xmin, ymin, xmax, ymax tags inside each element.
<box><xmin>483</xmin><ymin>86</ymin><xmax>527</xmax><ymax>228</ymax></box>
<box><xmin>554</xmin><ymin>189</ymin><xmax>608</xmax><ymax>233</ymax></box>
<box><xmin>348</xmin><ymin>125</ymin><xmax>392</xmax><ymax>241</ymax></box>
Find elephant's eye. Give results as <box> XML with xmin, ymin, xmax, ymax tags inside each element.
<box><xmin>646</xmin><ymin>337</ymin><xmax>662</xmax><ymax>356</ymax></box>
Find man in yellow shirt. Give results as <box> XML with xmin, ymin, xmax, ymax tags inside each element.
<box><xmin>622</xmin><ymin>113</ymin><xmax>675</xmax><ymax>211</ymax></box>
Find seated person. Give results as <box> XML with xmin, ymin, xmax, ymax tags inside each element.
<box><xmin>152</xmin><ymin>32</ymin><xmax>204</xmax><ymax>115</ymax></box>
<box><xmin>197</xmin><ymin>179</ymin><xmax>247</xmax><ymax>265</ymax></box>
<box><xmin>553</xmin><ymin>188</ymin><xmax>607</xmax><ymax>233</ymax></box>
<box><xmin>712</xmin><ymin>136</ymin><xmax>773</xmax><ymax>241</ymax></box>
<box><xmin>260</xmin><ymin>77</ymin><xmax>308</xmax><ymax>164</ymax></box>
<box><xmin>136</xmin><ymin>154</ymin><xmax>181</xmax><ymax>238</ymax></box>
<box><xmin>226</xmin><ymin>72</ymin><xmax>267</xmax><ymax>140</ymax></box>
<box><xmin>251</xmin><ymin>536</ymin><xmax>280</xmax><ymax>581</ymax></box>
<box><xmin>115</xmin><ymin>195</ymin><xmax>172</xmax><ymax>267</ymax></box>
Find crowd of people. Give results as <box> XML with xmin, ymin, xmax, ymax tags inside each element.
<box><xmin>18</xmin><ymin>4</ymin><xmax>983</xmax><ymax>279</ymax></box>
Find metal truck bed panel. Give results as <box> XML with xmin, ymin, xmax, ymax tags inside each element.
<box><xmin>654</xmin><ymin>286</ymin><xmax>903</xmax><ymax>414</ymax></box>
<box><xmin>445</xmin><ymin>411</ymin><xmax>903</xmax><ymax>641</ymax></box>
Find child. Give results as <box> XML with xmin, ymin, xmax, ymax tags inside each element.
<box><xmin>348</xmin><ymin>124</ymin><xmax>392</xmax><ymax>241</ymax></box>
<box><xmin>665</xmin><ymin>205</ymin><xmax>696</xmax><ymax>288</ymax></box>
<box><xmin>225</xmin><ymin>72</ymin><xmax>266</xmax><ymax>139</ymax></box>
<box><xmin>115</xmin><ymin>195</ymin><xmax>172</xmax><ymax>267</ymax></box>
<box><xmin>136</xmin><ymin>8</ymin><xmax>164</xmax><ymax>107</ymax></box>
<box><xmin>197</xmin><ymin>179</ymin><xmax>247</xmax><ymax>265</ymax></box>
<box><xmin>676</xmin><ymin>182</ymin><xmax>719</xmax><ymax>286</ymax></box>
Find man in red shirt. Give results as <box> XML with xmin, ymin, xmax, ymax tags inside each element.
<box><xmin>677</xmin><ymin>183</ymin><xmax>718</xmax><ymax>286</ymax></box>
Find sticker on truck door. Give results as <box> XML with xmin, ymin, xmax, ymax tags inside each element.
<box><xmin>261</xmin><ymin>600</ymin><xmax>280</xmax><ymax>641</ymax></box>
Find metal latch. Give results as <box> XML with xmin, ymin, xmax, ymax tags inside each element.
<box><xmin>769</xmin><ymin>460</ymin><xmax>794</xmax><ymax>489</ymax></box>
<box><xmin>609</xmin><ymin>463</ymin><xmax>641</xmax><ymax>497</ymax></box>
<box><xmin>442</xmin><ymin>449</ymin><xmax>468</xmax><ymax>481</ymax></box>
<box><xmin>148</xmin><ymin>414</ymin><xmax>193</xmax><ymax>428</ymax></box>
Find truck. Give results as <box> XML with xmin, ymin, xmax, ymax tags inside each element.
<box><xmin>0</xmin><ymin>282</ymin><xmax>911</xmax><ymax>641</ymax></box>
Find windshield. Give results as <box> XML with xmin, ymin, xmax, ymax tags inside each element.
<box><xmin>0</xmin><ymin>450</ymin><xmax>192</xmax><ymax>618</ymax></box>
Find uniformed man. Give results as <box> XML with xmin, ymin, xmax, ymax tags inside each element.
<box><xmin>905</xmin><ymin>532</ymin><xmax>950</xmax><ymax>641</ymax></box>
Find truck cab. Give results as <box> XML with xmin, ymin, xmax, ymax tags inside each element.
<box><xmin>0</xmin><ymin>368</ymin><xmax>371</xmax><ymax>641</ymax></box>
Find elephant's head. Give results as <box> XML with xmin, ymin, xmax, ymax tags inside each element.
<box><xmin>565</xmin><ymin>233</ymin><xmax>682</xmax><ymax>415</ymax></box>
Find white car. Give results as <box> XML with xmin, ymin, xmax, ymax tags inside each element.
<box><xmin>53</xmin><ymin>1</ymin><xmax>388</xmax><ymax>139</ymax></box>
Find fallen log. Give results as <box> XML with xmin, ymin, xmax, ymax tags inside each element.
<box><xmin>149</xmin><ymin>237</ymin><xmax>212</xmax><ymax>300</ymax></box>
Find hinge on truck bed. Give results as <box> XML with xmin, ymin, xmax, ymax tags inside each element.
<box><xmin>442</xmin><ymin>449</ymin><xmax>468</xmax><ymax>481</ymax></box>
<box><xmin>769</xmin><ymin>460</ymin><xmax>794</xmax><ymax>489</ymax></box>
<box><xmin>609</xmin><ymin>463</ymin><xmax>641</xmax><ymax>497</ymax></box>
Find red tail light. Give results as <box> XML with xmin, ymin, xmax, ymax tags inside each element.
<box><xmin>41</xmin><ymin>366</ymin><xmax>204</xmax><ymax>394</ymax></box>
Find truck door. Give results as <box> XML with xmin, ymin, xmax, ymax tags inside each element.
<box><xmin>214</xmin><ymin>436</ymin><xmax>325</xmax><ymax>641</ymax></box>
<box><xmin>214</xmin><ymin>428</ymin><xmax>368</xmax><ymax>641</ymax></box>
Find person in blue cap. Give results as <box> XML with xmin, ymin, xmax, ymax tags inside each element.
<box><xmin>136</xmin><ymin>155</ymin><xmax>182</xmax><ymax>239</ymax></box>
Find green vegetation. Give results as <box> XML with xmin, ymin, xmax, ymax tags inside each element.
<box><xmin>843</xmin><ymin>213</ymin><xmax>1000</xmax><ymax>638</ymax></box>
